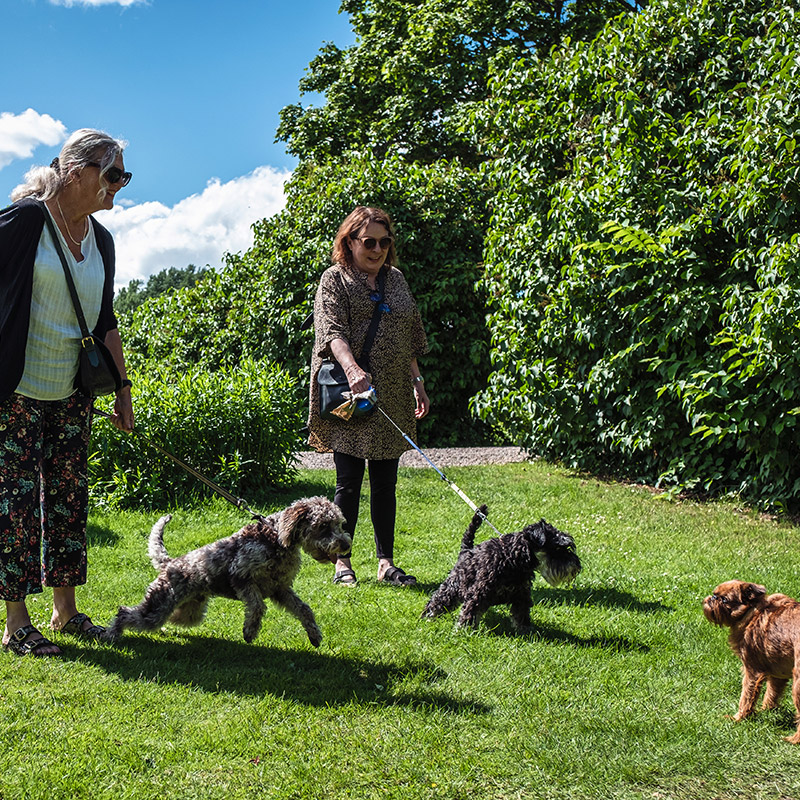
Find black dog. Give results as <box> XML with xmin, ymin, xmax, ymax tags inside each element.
<box><xmin>422</xmin><ymin>505</ymin><xmax>581</xmax><ymax>631</ymax></box>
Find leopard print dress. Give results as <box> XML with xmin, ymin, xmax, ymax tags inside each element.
<box><xmin>307</xmin><ymin>262</ymin><xmax>428</xmax><ymax>460</ymax></box>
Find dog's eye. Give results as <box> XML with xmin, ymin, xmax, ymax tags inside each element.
<box><xmin>713</xmin><ymin>594</ymin><xmax>730</xmax><ymax>605</ymax></box>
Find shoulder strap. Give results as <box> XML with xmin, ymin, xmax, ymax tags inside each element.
<box><xmin>35</xmin><ymin>200</ymin><xmax>92</xmax><ymax>338</ymax></box>
<box><xmin>358</xmin><ymin>266</ymin><xmax>387</xmax><ymax>366</ymax></box>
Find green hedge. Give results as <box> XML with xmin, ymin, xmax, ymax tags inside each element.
<box><xmin>89</xmin><ymin>358</ymin><xmax>303</xmax><ymax>509</ymax></box>
<box><xmin>471</xmin><ymin>0</ymin><xmax>800</xmax><ymax>508</ymax></box>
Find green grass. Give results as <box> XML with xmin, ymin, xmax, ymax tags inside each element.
<box><xmin>3</xmin><ymin>461</ymin><xmax>800</xmax><ymax>799</ymax></box>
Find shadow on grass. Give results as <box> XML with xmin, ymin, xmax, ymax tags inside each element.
<box><xmin>87</xmin><ymin>520</ymin><xmax>120</xmax><ymax>547</ymax></box>
<box><xmin>481</xmin><ymin>612</ymin><xmax>650</xmax><ymax>652</ymax></box>
<box><xmin>409</xmin><ymin>584</ymin><xmax>668</xmax><ymax>615</ymax></box>
<box><xmin>71</xmin><ymin>634</ymin><xmax>489</xmax><ymax>714</ymax></box>
<box><xmin>530</xmin><ymin>585</ymin><xmax>669</xmax><ymax>614</ymax></box>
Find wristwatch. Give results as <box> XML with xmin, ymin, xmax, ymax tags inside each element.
<box><xmin>413</xmin><ymin>376</ymin><xmax>424</xmax><ymax>384</ymax></box>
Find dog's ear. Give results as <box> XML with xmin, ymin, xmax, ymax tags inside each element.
<box><xmin>743</xmin><ymin>583</ymin><xmax>767</xmax><ymax>605</ymax></box>
<box><xmin>277</xmin><ymin>502</ymin><xmax>310</xmax><ymax>547</ymax></box>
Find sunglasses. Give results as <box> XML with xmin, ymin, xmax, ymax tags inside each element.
<box><xmin>88</xmin><ymin>162</ymin><xmax>132</xmax><ymax>187</ymax></box>
<box><xmin>352</xmin><ymin>235</ymin><xmax>393</xmax><ymax>251</ymax></box>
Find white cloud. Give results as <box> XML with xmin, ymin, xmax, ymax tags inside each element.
<box><xmin>98</xmin><ymin>166</ymin><xmax>291</xmax><ymax>289</ymax></box>
<box><xmin>0</xmin><ymin>109</ymin><xmax>66</xmax><ymax>170</ymax></box>
<box><xmin>49</xmin><ymin>0</ymin><xmax>145</xmax><ymax>6</ymax></box>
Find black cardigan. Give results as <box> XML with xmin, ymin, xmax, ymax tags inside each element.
<box><xmin>0</xmin><ymin>198</ymin><xmax>118</xmax><ymax>400</ymax></box>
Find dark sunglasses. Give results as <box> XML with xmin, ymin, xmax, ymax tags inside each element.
<box><xmin>88</xmin><ymin>162</ymin><xmax>132</xmax><ymax>187</ymax></box>
<box><xmin>351</xmin><ymin>235</ymin><xmax>393</xmax><ymax>251</ymax></box>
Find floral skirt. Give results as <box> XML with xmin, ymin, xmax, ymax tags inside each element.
<box><xmin>0</xmin><ymin>392</ymin><xmax>92</xmax><ymax>601</ymax></box>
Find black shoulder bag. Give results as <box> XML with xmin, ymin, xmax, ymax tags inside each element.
<box><xmin>38</xmin><ymin>202</ymin><xmax>122</xmax><ymax>397</ymax></box>
<box><xmin>317</xmin><ymin>268</ymin><xmax>385</xmax><ymax>420</ymax></box>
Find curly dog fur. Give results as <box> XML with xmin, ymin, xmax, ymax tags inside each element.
<box><xmin>422</xmin><ymin>504</ymin><xmax>581</xmax><ymax>631</ymax></box>
<box><xmin>103</xmin><ymin>496</ymin><xmax>351</xmax><ymax>647</ymax></box>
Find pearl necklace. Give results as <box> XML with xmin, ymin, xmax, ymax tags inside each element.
<box><xmin>56</xmin><ymin>197</ymin><xmax>88</xmax><ymax>247</ymax></box>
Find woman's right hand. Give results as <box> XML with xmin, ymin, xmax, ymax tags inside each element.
<box><xmin>345</xmin><ymin>363</ymin><xmax>371</xmax><ymax>394</ymax></box>
<box><xmin>330</xmin><ymin>338</ymin><xmax>371</xmax><ymax>394</ymax></box>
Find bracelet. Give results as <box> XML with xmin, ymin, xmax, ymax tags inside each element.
<box><xmin>413</xmin><ymin>376</ymin><xmax>424</xmax><ymax>384</ymax></box>
<box><xmin>119</xmin><ymin>379</ymin><xmax>133</xmax><ymax>391</ymax></box>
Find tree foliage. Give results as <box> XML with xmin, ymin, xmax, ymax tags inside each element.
<box><xmin>277</xmin><ymin>0</ymin><xmax>644</xmax><ymax>166</ymax></box>
<box><xmin>114</xmin><ymin>264</ymin><xmax>209</xmax><ymax>317</ymax></box>
<box><xmin>122</xmin><ymin>0</ymin><xmax>645</xmax><ymax>454</ymax></box>
<box><xmin>472</xmin><ymin>0</ymin><xmax>800</xmax><ymax>507</ymax></box>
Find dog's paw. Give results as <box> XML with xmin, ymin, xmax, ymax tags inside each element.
<box><xmin>243</xmin><ymin>628</ymin><xmax>257</xmax><ymax>644</ymax></box>
<box><xmin>99</xmin><ymin>627</ymin><xmax>119</xmax><ymax>642</ymax></box>
<box><xmin>307</xmin><ymin>627</ymin><xmax>323</xmax><ymax>648</ymax></box>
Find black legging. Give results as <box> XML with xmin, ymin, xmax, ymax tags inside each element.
<box><xmin>333</xmin><ymin>451</ymin><xmax>399</xmax><ymax>561</ymax></box>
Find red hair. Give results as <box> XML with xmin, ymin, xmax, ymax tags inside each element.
<box><xmin>331</xmin><ymin>206</ymin><xmax>397</xmax><ymax>267</ymax></box>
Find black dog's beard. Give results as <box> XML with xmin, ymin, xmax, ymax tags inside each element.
<box><xmin>537</xmin><ymin>551</ymin><xmax>582</xmax><ymax>587</ymax></box>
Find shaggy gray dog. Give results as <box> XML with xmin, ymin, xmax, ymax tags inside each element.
<box><xmin>422</xmin><ymin>504</ymin><xmax>581</xmax><ymax>631</ymax></box>
<box><xmin>103</xmin><ymin>496</ymin><xmax>351</xmax><ymax>647</ymax></box>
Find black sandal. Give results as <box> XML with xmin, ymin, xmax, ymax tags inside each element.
<box><xmin>380</xmin><ymin>566</ymin><xmax>417</xmax><ymax>586</ymax></box>
<box><xmin>58</xmin><ymin>613</ymin><xmax>106</xmax><ymax>639</ymax></box>
<box><xmin>333</xmin><ymin>569</ymin><xmax>358</xmax><ymax>586</ymax></box>
<box><xmin>3</xmin><ymin>625</ymin><xmax>62</xmax><ymax>657</ymax></box>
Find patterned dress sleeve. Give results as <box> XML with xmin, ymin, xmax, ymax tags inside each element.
<box><xmin>314</xmin><ymin>267</ymin><xmax>351</xmax><ymax>358</ymax></box>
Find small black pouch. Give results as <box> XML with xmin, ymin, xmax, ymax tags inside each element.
<box><xmin>76</xmin><ymin>334</ymin><xmax>122</xmax><ymax>397</ymax></box>
<box><xmin>315</xmin><ymin>267</ymin><xmax>386</xmax><ymax>421</ymax></box>
<box><xmin>318</xmin><ymin>358</ymin><xmax>371</xmax><ymax>420</ymax></box>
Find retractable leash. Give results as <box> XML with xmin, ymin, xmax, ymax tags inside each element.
<box><xmin>375</xmin><ymin>406</ymin><xmax>503</xmax><ymax>537</ymax></box>
<box><xmin>92</xmin><ymin>408</ymin><xmax>268</xmax><ymax>523</ymax></box>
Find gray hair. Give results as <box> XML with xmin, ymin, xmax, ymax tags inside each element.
<box><xmin>11</xmin><ymin>128</ymin><xmax>127</xmax><ymax>202</ymax></box>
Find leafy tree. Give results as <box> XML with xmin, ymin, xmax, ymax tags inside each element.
<box><xmin>277</xmin><ymin>0</ymin><xmax>645</xmax><ymax>166</ymax></box>
<box><xmin>472</xmin><ymin>0</ymin><xmax>800</xmax><ymax>507</ymax></box>
<box><xmin>114</xmin><ymin>264</ymin><xmax>209</xmax><ymax>317</ymax></box>
<box><xmin>124</xmin><ymin>0</ymin><xmax>646</xmax><ymax>448</ymax></box>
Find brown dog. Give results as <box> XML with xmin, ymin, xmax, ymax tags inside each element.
<box><xmin>703</xmin><ymin>580</ymin><xmax>800</xmax><ymax>743</ymax></box>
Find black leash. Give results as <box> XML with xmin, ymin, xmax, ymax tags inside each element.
<box><xmin>92</xmin><ymin>407</ymin><xmax>267</xmax><ymax>522</ymax></box>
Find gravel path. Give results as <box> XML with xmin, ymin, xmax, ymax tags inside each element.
<box><xmin>294</xmin><ymin>446</ymin><xmax>528</xmax><ymax>469</ymax></box>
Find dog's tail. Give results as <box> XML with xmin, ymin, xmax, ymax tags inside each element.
<box><xmin>148</xmin><ymin>514</ymin><xmax>173</xmax><ymax>570</ymax></box>
<box><xmin>461</xmin><ymin>504</ymin><xmax>488</xmax><ymax>552</ymax></box>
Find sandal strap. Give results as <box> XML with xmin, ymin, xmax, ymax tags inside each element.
<box><xmin>23</xmin><ymin>635</ymin><xmax>58</xmax><ymax>654</ymax></box>
<box><xmin>382</xmin><ymin>566</ymin><xmax>417</xmax><ymax>584</ymax></box>
<box><xmin>6</xmin><ymin>626</ymin><xmax>58</xmax><ymax>655</ymax></box>
<box><xmin>61</xmin><ymin>612</ymin><xmax>91</xmax><ymax>633</ymax></box>
<box><xmin>10</xmin><ymin>625</ymin><xmax>39</xmax><ymax>643</ymax></box>
<box><xmin>60</xmin><ymin>612</ymin><xmax>104</xmax><ymax>636</ymax></box>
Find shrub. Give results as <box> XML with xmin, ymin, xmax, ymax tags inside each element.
<box><xmin>89</xmin><ymin>358</ymin><xmax>303</xmax><ymax>509</ymax></box>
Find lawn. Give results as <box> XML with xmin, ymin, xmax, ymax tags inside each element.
<box><xmin>2</xmin><ymin>460</ymin><xmax>799</xmax><ymax>799</ymax></box>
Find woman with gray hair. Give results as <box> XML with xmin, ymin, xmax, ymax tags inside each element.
<box><xmin>0</xmin><ymin>128</ymin><xmax>134</xmax><ymax>656</ymax></box>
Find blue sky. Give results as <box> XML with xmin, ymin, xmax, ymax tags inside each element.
<box><xmin>0</xmin><ymin>0</ymin><xmax>354</xmax><ymax>286</ymax></box>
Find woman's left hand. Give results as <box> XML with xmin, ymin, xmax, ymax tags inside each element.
<box><xmin>111</xmin><ymin>388</ymin><xmax>134</xmax><ymax>431</ymax></box>
<box><xmin>414</xmin><ymin>384</ymin><xmax>430</xmax><ymax>419</ymax></box>
<box><xmin>103</xmin><ymin>329</ymin><xmax>134</xmax><ymax>431</ymax></box>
